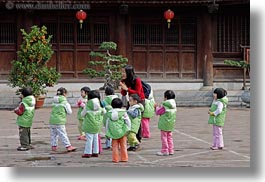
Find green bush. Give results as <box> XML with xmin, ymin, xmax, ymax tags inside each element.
<box><xmin>8</xmin><ymin>25</ymin><xmax>61</xmax><ymax>96</ymax></box>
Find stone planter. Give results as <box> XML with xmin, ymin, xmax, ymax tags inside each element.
<box><xmin>241</xmin><ymin>89</ymin><xmax>250</xmax><ymax>107</ymax></box>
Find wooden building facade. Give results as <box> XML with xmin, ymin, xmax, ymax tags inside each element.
<box><xmin>0</xmin><ymin>0</ymin><xmax>250</xmax><ymax>86</ymax></box>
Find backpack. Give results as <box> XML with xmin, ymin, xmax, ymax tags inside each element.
<box><xmin>141</xmin><ymin>80</ymin><xmax>151</xmax><ymax>99</ymax></box>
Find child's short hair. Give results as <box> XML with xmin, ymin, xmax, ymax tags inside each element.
<box><xmin>57</xmin><ymin>87</ymin><xmax>67</xmax><ymax>96</ymax></box>
<box><xmin>164</xmin><ymin>90</ymin><xmax>175</xmax><ymax>100</ymax></box>
<box><xmin>111</xmin><ymin>98</ymin><xmax>123</xmax><ymax>108</ymax></box>
<box><xmin>130</xmin><ymin>94</ymin><xmax>141</xmax><ymax>103</ymax></box>
<box><xmin>213</xmin><ymin>88</ymin><xmax>227</xmax><ymax>99</ymax></box>
<box><xmin>105</xmin><ymin>86</ymin><xmax>115</xmax><ymax>96</ymax></box>
<box><xmin>20</xmin><ymin>87</ymin><xmax>33</xmax><ymax>97</ymax></box>
<box><xmin>81</xmin><ymin>86</ymin><xmax>90</xmax><ymax>94</ymax></box>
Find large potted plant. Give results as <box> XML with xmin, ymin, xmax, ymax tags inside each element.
<box><xmin>8</xmin><ymin>25</ymin><xmax>61</xmax><ymax>108</ymax></box>
<box><xmin>83</xmin><ymin>41</ymin><xmax>128</xmax><ymax>90</ymax></box>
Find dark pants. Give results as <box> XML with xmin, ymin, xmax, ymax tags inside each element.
<box><xmin>19</xmin><ymin>126</ymin><xmax>31</xmax><ymax>148</ymax></box>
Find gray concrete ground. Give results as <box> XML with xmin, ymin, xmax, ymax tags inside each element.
<box><xmin>0</xmin><ymin>107</ymin><xmax>250</xmax><ymax>167</ymax></box>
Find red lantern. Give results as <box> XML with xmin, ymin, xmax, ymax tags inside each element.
<box><xmin>164</xmin><ymin>9</ymin><xmax>174</xmax><ymax>29</ymax></box>
<box><xmin>76</xmin><ymin>10</ymin><xmax>87</xmax><ymax>29</ymax></box>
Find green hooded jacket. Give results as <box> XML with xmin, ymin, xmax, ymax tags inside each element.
<box><xmin>49</xmin><ymin>96</ymin><xmax>70</xmax><ymax>125</ymax></box>
<box><xmin>16</xmin><ymin>95</ymin><xmax>36</xmax><ymax>127</ymax></box>
<box><xmin>102</xmin><ymin>95</ymin><xmax>118</xmax><ymax>126</ymax></box>
<box><xmin>208</xmin><ymin>96</ymin><xmax>229</xmax><ymax>126</ymax></box>
<box><xmin>105</xmin><ymin>108</ymin><xmax>130</xmax><ymax>139</ymax></box>
<box><xmin>158</xmin><ymin>99</ymin><xmax>177</xmax><ymax>131</ymax></box>
<box><xmin>82</xmin><ymin>98</ymin><xmax>104</xmax><ymax>134</ymax></box>
<box><xmin>127</xmin><ymin>104</ymin><xmax>144</xmax><ymax>133</ymax></box>
<box><xmin>143</xmin><ymin>97</ymin><xmax>155</xmax><ymax>118</ymax></box>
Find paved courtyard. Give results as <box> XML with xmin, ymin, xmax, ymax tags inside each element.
<box><xmin>0</xmin><ymin>107</ymin><xmax>250</xmax><ymax>167</ymax></box>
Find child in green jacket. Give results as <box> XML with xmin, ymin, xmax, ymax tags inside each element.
<box><xmin>127</xmin><ymin>94</ymin><xmax>144</xmax><ymax>151</ymax></box>
<box><xmin>208</xmin><ymin>88</ymin><xmax>229</xmax><ymax>150</ymax></box>
<box><xmin>49</xmin><ymin>87</ymin><xmax>76</xmax><ymax>152</ymax></box>
<box><xmin>14</xmin><ymin>87</ymin><xmax>36</xmax><ymax>151</ymax></box>
<box><xmin>76</xmin><ymin>86</ymin><xmax>90</xmax><ymax>141</ymax></box>
<box><xmin>155</xmin><ymin>90</ymin><xmax>177</xmax><ymax>156</ymax></box>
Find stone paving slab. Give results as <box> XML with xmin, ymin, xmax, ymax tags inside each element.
<box><xmin>0</xmin><ymin>107</ymin><xmax>250</xmax><ymax>167</ymax></box>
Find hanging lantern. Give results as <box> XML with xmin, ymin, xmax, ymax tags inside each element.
<box><xmin>164</xmin><ymin>9</ymin><xmax>174</xmax><ymax>29</ymax></box>
<box><xmin>76</xmin><ymin>10</ymin><xmax>87</xmax><ymax>29</ymax></box>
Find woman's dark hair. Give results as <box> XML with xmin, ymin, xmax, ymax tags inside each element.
<box><xmin>105</xmin><ymin>86</ymin><xmax>115</xmax><ymax>96</ymax></box>
<box><xmin>111</xmin><ymin>98</ymin><xmax>123</xmax><ymax>108</ymax></box>
<box><xmin>123</xmin><ymin>65</ymin><xmax>137</xmax><ymax>87</ymax></box>
<box><xmin>81</xmin><ymin>86</ymin><xmax>90</xmax><ymax>95</ymax></box>
<box><xmin>87</xmin><ymin>90</ymin><xmax>104</xmax><ymax>107</ymax></box>
<box><xmin>213</xmin><ymin>88</ymin><xmax>227</xmax><ymax>99</ymax></box>
<box><xmin>20</xmin><ymin>87</ymin><xmax>33</xmax><ymax>97</ymax></box>
<box><xmin>57</xmin><ymin>87</ymin><xmax>67</xmax><ymax>96</ymax></box>
<box><xmin>164</xmin><ymin>90</ymin><xmax>175</xmax><ymax>100</ymax></box>
<box><xmin>129</xmin><ymin>94</ymin><xmax>141</xmax><ymax>103</ymax></box>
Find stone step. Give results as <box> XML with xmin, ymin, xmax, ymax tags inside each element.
<box><xmin>1</xmin><ymin>88</ymin><xmax>249</xmax><ymax>109</ymax></box>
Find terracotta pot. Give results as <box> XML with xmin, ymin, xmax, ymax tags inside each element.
<box><xmin>35</xmin><ymin>96</ymin><xmax>45</xmax><ymax>109</ymax></box>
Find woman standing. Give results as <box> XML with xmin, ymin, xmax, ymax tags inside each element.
<box><xmin>120</xmin><ymin>65</ymin><xmax>145</xmax><ymax>144</ymax></box>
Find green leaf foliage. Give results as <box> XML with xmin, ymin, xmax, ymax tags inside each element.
<box><xmin>83</xmin><ymin>41</ymin><xmax>128</xmax><ymax>89</ymax></box>
<box><xmin>8</xmin><ymin>25</ymin><xmax>61</xmax><ymax>96</ymax></box>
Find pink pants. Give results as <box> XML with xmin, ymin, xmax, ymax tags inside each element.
<box><xmin>160</xmin><ymin>130</ymin><xmax>174</xmax><ymax>154</ymax></box>
<box><xmin>98</xmin><ymin>134</ymin><xmax>103</xmax><ymax>153</ymax></box>
<box><xmin>212</xmin><ymin>125</ymin><xmax>224</xmax><ymax>148</ymax></box>
<box><xmin>141</xmin><ymin>118</ymin><xmax>150</xmax><ymax>138</ymax></box>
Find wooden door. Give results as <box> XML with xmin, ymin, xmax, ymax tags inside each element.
<box><xmin>130</xmin><ymin>17</ymin><xmax>197</xmax><ymax>80</ymax></box>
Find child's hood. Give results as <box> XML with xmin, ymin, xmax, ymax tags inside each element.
<box><xmin>105</xmin><ymin>95</ymin><xmax>118</xmax><ymax>105</ymax></box>
<box><xmin>219</xmin><ymin>96</ymin><xmax>229</xmax><ymax>105</ymax></box>
<box><xmin>129</xmin><ymin>103</ymin><xmax>144</xmax><ymax>112</ymax></box>
<box><xmin>110</xmin><ymin>108</ymin><xmax>126</xmax><ymax>121</ymax></box>
<box><xmin>22</xmin><ymin>95</ymin><xmax>36</xmax><ymax>107</ymax></box>
<box><xmin>162</xmin><ymin>99</ymin><xmax>176</xmax><ymax>109</ymax></box>
<box><xmin>87</xmin><ymin>98</ymin><xmax>101</xmax><ymax>111</ymax></box>
<box><xmin>53</xmin><ymin>95</ymin><xmax>67</xmax><ymax>103</ymax></box>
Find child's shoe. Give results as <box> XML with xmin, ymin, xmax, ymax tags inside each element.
<box><xmin>51</xmin><ymin>146</ymin><xmax>57</xmax><ymax>151</ymax></box>
<box><xmin>82</xmin><ymin>154</ymin><xmax>91</xmax><ymax>158</ymax></box>
<box><xmin>77</xmin><ymin>135</ymin><xmax>86</xmax><ymax>141</ymax></box>
<box><xmin>210</xmin><ymin>146</ymin><xmax>218</xmax><ymax>150</ymax></box>
<box><xmin>156</xmin><ymin>152</ymin><xmax>169</xmax><ymax>156</ymax></box>
<box><xmin>66</xmin><ymin>146</ymin><xmax>77</xmax><ymax>152</ymax></box>
<box><xmin>127</xmin><ymin>146</ymin><xmax>136</xmax><ymax>151</ymax></box>
<box><xmin>17</xmin><ymin>146</ymin><xmax>29</xmax><ymax>151</ymax></box>
<box><xmin>91</xmin><ymin>153</ymin><xmax>99</xmax><ymax>157</ymax></box>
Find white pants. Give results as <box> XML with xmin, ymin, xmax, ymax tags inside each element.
<box><xmin>50</xmin><ymin>124</ymin><xmax>71</xmax><ymax>148</ymax></box>
<box><xmin>84</xmin><ymin>133</ymin><xmax>99</xmax><ymax>154</ymax></box>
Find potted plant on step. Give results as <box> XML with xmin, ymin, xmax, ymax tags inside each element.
<box><xmin>8</xmin><ymin>25</ymin><xmax>61</xmax><ymax>108</ymax></box>
<box><xmin>224</xmin><ymin>59</ymin><xmax>250</xmax><ymax>106</ymax></box>
<box><xmin>83</xmin><ymin>41</ymin><xmax>128</xmax><ymax>90</ymax></box>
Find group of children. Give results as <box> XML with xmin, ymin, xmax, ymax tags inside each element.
<box><xmin>14</xmin><ymin>86</ymin><xmax>228</xmax><ymax>163</ymax></box>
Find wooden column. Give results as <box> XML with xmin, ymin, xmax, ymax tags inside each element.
<box><xmin>201</xmin><ymin>12</ymin><xmax>213</xmax><ymax>87</ymax></box>
<box><xmin>116</xmin><ymin>6</ymin><xmax>128</xmax><ymax>57</ymax></box>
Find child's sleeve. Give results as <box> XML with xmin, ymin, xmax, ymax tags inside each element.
<box><xmin>213</xmin><ymin>101</ymin><xmax>224</xmax><ymax>116</ymax></box>
<box><xmin>64</xmin><ymin>103</ymin><xmax>72</xmax><ymax>115</ymax></box>
<box><xmin>14</xmin><ymin>103</ymin><xmax>25</xmax><ymax>116</ymax></box>
<box><xmin>155</xmin><ymin>105</ymin><xmax>166</xmax><ymax>115</ymax></box>
<box><xmin>127</xmin><ymin>108</ymin><xmax>140</xmax><ymax>118</ymax></box>
<box><xmin>81</xmin><ymin>107</ymin><xmax>87</xmax><ymax>117</ymax></box>
<box><xmin>123</xmin><ymin>113</ymin><xmax>131</xmax><ymax>130</ymax></box>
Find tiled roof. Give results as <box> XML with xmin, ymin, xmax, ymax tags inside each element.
<box><xmin>0</xmin><ymin>0</ymin><xmax>249</xmax><ymax>4</ymax></box>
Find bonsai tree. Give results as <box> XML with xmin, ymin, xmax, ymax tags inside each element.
<box><xmin>83</xmin><ymin>41</ymin><xmax>128</xmax><ymax>90</ymax></box>
<box><xmin>8</xmin><ymin>25</ymin><xmax>61</xmax><ymax>96</ymax></box>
